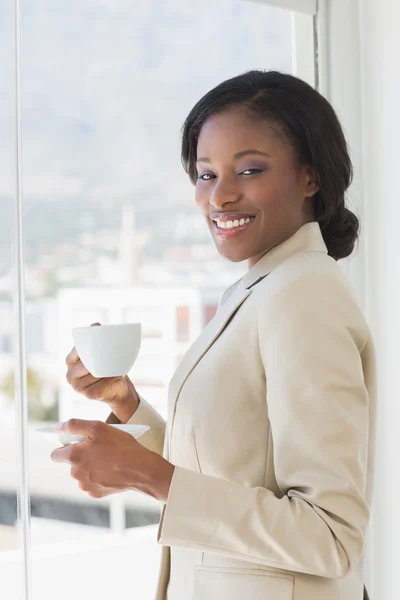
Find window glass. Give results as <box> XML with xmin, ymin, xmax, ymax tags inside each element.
<box><xmin>176</xmin><ymin>306</ymin><xmax>190</xmax><ymax>343</ymax></box>
<box><xmin>1</xmin><ymin>2</ymin><xmax>293</xmax><ymax>599</ymax></box>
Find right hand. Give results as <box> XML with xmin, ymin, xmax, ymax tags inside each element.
<box><xmin>65</xmin><ymin>323</ymin><xmax>140</xmax><ymax>423</ymax></box>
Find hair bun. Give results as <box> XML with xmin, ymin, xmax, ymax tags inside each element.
<box><xmin>320</xmin><ymin>206</ymin><xmax>359</xmax><ymax>260</ymax></box>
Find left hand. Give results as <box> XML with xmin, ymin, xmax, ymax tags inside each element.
<box><xmin>51</xmin><ymin>419</ymin><xmax>175</xmax><ymax>502</ymax></box>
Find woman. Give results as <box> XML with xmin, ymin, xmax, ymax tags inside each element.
<box><xmin>53</xmin><ymin>71</ymin><xmax>376</xmax><ymax>600</ymax></box>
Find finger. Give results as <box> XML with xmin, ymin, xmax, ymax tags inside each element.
<box><xmin>65</xmin><ymin>347</ymin><xmax>81</xmax><ymax>367</ymax></box>
<box><xmin>51</xmin><ymin>445</ymin><xmax>75</xmax><ymax>464</ymax></box>
<box><xmin>87</xmin><ymin>488</ymin><xmax>104</xmax><ymax>499</ymax></box>
<box><xmin>74</xmin><ymin>361</ymin><xmax>91</xmax><ymax>378</ymax></box>
<box><xmin>77</xmin><ymin>376</ymin><xmax>121</xmax><ymax>398</ymax></box>
<box><xmin>66</xmin><ymin>362</ymin><xmax>90</xmax><ymax>387</ymax></box>
<box><xmin>78</xmin><ymin>480</ymin><xmax>90</xmax><ymax>492</ymax></box>
<box><xmin>90</xmin><ymin>322</ymin><xmax>101</xmax><ymax>327</ymax></box>
<box><xmin>70</xmin><ymin>465</ymin><xmax>83</xmax><ymax>480</ymax></box>
<box><xmin>56</xmin><ymin>418</ymin><xmax>104</xmax><ymax>438</ymax></box>
<box><xmin>72</xmin><ymin>373</ymin><xmax>99</xmax><ymax>394</ymax></box>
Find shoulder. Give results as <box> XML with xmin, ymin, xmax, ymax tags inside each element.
<box><xmin>253</xmin><ymin>251</ymin><xmax>370</xmax><ymax>349</ymax></box>
<box><xmin>253</xmin><ymin>250</ymin><xmax>356</xmax><ymax>303</ymax></box>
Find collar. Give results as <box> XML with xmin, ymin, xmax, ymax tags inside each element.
<box><xmin>241</xmin><ymin>221</ymin><xmax>327</xmax><ymax>290</ymax></box>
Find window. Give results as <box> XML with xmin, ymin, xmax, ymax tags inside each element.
<box><xmin>176</xmin><ymin>306</ymin><xmax>190</xmax><ymax>343</ymax></box>
<box><xmin>204</xmin><ymin>304</ymin><xmax>218</xmax><ymax>325</ymax></box>
<box><xmin>1</xmin><ymin>1</ymin><xmax>311</xmax><ymax>598</ymax></box>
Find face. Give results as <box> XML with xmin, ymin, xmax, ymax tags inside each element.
<box><xmin>195</xmin><ymin>108</ymin><xmax>318</xmax><ymax>268</ymax></box>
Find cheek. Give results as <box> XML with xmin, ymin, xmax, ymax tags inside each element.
<box><xmin>252</xmin><ymin>182</ymin><xmax>285</xmax><ymax>210</ymax></box>
<box><xmin>253</xmin><ymin>172</ymin><xmax>298</xmax><ymax>210</ymax></box>
<box><xmin>194</xmin><ymin>185</ymin><xmax>209</xmax><ymax>212</ymax></box>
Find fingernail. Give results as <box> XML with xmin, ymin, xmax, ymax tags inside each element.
<box><xmin>55</xmin><ymin>422</ymin><xmax>65</xmax><ymax>431</ymax></box>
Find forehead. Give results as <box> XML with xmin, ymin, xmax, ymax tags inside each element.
<box><xmin>197</xmin><ymin>108</ymin><xmax>287</xmax><ymax>157</ymax></box>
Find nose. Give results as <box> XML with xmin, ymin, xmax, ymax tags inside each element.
<box><xmin>209</xmin><ymin>178</ymin><xmax>240</xmax><ymax>209</ymax></box>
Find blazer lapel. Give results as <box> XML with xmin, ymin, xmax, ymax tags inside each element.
<box><xmin>166</xmin><ymin>221</ymin><xmax>328</xmax><ymax>453</ymax></box>
<box><xmin>167</xmin><ymin>283</ymin><xmax>252</xmax><ymax>448</ymax></box>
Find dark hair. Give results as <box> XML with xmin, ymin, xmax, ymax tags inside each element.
<box><xmin>181</xmin><ymin>70</ymin><xmax>359</xmax><ymax>260</ymax></box>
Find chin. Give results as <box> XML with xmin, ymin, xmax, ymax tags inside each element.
<box><xmin>215</xmin><ymin>247</ymin><xmax>250</xmax><ymax>263</ymax></box>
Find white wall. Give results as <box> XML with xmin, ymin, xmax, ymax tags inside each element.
<box><xmin>325</xmin><ymin>0</ymin><xmax>365</xmax><ymax>309</ymax></box>
<box><xmin>358</xmin><ymin>1</ymin><xmax>400</xmax><ymax>598</ymax></box>
<box><xmin>322</xmin><ymin>1</ymin><xmax>400</xmax><ymax>597</ymax></box>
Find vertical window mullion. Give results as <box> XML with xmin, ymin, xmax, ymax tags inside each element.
<box><xmin>314</xmin><ymin>0</ymin><xmax>330</xmax><ymax>98</ymax></box>
<box><xmin>291</xmin><ymin>12</ymin><xmax>316</xmax><ymax>87</ymax></box>
<box><xmin>12</xmin><ymin>0</ymin><xmax>32</xmax><ymax>598</ymax></box>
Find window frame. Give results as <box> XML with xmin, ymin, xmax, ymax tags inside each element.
<box><xmin>242</xmin><ymin>0</ymin><xmax>317</xmax><ymax>15</ymax></box>
<box><xmin>11</xmin><ymin>0</ymin><xmax>33</xmax><ymax>598</ymax></box>
<box><xmin>241</xmin><ymin>0</ymin><xmax>317</xmax><ymax>87</ymax></box>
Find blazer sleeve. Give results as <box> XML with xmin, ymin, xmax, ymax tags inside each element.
<box><xmin>157</xmin><ymin>272</ymin><xmax>372</xmax><ymax>579</ymax></box>
<box><xmin>106</xmin><ymin>396</ymin><xmax>166</xmax><ymax>456</ymax></box>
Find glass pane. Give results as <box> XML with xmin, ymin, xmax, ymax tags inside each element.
<box><xmin>0</xmin><ymin>3</ymin><xmax>24</xmax><ymax>600</ymax></box>
<box><xmin>19</xmin><ymin>2</ymin><xmax>293</xmax><ymax>599</ymax></box>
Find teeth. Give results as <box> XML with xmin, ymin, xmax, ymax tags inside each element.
<box><xmin>215</xmin><ymin>217</ymin><xmax>253</xmax><ymax>230</ymax></box>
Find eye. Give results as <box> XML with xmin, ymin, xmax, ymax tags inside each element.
<box><xmin>240</xmin><ymin>168</ymin><xmax>263</xmax><ymax>176</ymax></box>
<box><xmin>198</xmin><ymin>172</ymin><xmax>216</xmax><ymax>181</ymax></box>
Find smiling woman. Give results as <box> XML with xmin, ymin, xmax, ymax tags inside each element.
<box><xmin>144</xmin><ymin>75</ymin><xmax>374</xmax><ymax>600</ymax></box>
<box><xmin>182</xmin><ymin>70</ymin><xmax>359</xmax><ymax>267</ymax></box>
<box><xmin>52</xmin><ymin>71</ymin><xmax>376</xmax><ymax>600</ymax></box>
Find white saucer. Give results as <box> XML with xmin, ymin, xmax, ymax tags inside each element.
<box><xmin>37</xmin><ymin>423</ymin><xmax>150</xmax><ymax>447</ymax></box>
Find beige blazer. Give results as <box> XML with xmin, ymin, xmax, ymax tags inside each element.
<box><xmin>110</xmin><ymin>222</ymin><xmax>376</xmax><ymax>600</ymax></box>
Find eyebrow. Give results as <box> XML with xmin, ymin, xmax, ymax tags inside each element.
<box><xmin>196</xmin><ymin>149</ymin><xmax>271</xmax><ymax>164</ymax></box>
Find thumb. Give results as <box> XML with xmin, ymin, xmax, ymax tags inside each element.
<box><xmin>90</xmin><ymin>322</ymin><xmax>101</xmax><ymax>327</ymax></box>
<box><xmin>56</xmin><ymin>418</ymin><xmax>104</xmax><ymax>438</ymax></box>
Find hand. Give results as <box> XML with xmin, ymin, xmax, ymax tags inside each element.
<box><xmin>51</xmin><ymin>419</ymin><xmax>175</xmax><ymax>502</ymax></box>
<box><xmin>65</xmin><ymin>323</ymin><xmax>139</xmax><ymax>423</ymax></box>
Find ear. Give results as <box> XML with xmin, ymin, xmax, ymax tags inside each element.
<box><xmin>303</xmin><ymin>165</ymin><xmax>320</xmax><ymax>198</ymax></box>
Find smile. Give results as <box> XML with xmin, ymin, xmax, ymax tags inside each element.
<box><xmin>211</xmin><ymin>216</ymin><xmax>255</xmax><ymax>237</ymax></box>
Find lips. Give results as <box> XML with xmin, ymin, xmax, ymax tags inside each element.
<box><xmin>211</xmin><ymin>214</ymin><xmax>256</xmax><ymax>238</ymax></box>
<box><xmin>210</xmin><ymin>211</ymin><xmax>256</xmax><ymax>222</ymax></box>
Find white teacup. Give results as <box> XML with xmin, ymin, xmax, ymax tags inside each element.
<box><xmin>72</xmin><ymin>323</ymin><xmax>141</xmax><ymax>378</ymax></box>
